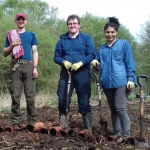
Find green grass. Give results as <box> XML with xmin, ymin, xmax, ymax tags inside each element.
<box><xmin>0</xmin><ymin>107</ymin><xmax>10</xmax><ymax>113</ymax></box>
<box><xmin>128</xmin><ymin>94</ymin><xmax>136</xmax><ymax>100</ymax></box>
<box><xmin>45</xmin><ymin>99</ymin><xmax>58</xmax><ymax>107</ymax></box>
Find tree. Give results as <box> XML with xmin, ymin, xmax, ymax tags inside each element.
<box><xmin>0</xmin><ymin>0</ymin><xmax>140</xmax><ymax>94</ymax></box>
<box><xmin>136</xmin><ymin>19</ymin><xmax>150</xmax><ymax>89</ymax></box>
<box><xmin>0</xmin><ymin>0</ymin><xmax>62</xmax><ymax>93</ymax></box>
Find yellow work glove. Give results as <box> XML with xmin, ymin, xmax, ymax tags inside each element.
<box><xmin>63</xmin><ymin>60</ymin><xmax>72</xmax><ymax>70</ymax></box>
<box><xmin>71</xmin><ymin>62</ymin><xmax>83</xmax><ymax>71</ymax></box>
<box><xmin>127</xmin><ymin>81</ymin><xmax>135</xmax><ymax>91</ymax></box>
<box><xmin>90</xmin><ymin>59</ymin><xmax>100</xmax><ymax>69</ymax></box>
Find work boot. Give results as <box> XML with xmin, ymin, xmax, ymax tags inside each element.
<box><xmin>82</xmin><ymin>112</ymin><xmax>92</xmax><ymax>135</ymax></box>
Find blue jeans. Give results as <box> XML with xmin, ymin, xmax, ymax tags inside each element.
<box><xmin>57</xmin><ymin>68</ymin><xmax>91</xmax><ymax>115</ymax></box>
<box><xmin>103</xmin><ymin>86</ymin><xmax>130</xmax><ymax>137</ymax></box>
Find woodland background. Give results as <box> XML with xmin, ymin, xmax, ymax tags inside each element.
<box><xmin>0</xmin><ymin>0</ymin><xmax>150</xmax><ymax>97</ymax></box>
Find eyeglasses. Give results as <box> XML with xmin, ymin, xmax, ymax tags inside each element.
<box><xmin>68</xmin><ymin>22</ymin><xmax>79</xmax><ymax>26</ymax></box>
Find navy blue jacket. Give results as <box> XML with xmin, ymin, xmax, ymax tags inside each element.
<box><xmin>96</xmin><ymin>39</ymin><xmax>138</xmax><ymax>89</ymax></box>
<box><xmin>54</xmin><ymin>31</ymin><xmax>95</xmax><ymax>69</ymax></box>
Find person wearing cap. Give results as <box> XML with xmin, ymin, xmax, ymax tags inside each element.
<box><xmin>3</xmin><ymin>13</ymin><xmax>38</xmax><ymax>127</ymax></box>
<box><xmin>54</xmin><ymin>14</ymin><xmax>95</xmax><ymax>134</ymax></box>
<box><xmin>91</xmin><ymin>17</ymin><xmax>137</xmax><ymax>138</ymax></box>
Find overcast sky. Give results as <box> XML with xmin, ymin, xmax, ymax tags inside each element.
<box><xmin>43</xmin><ymin>0</ymin><xmax>150</xmax><ymax>39</ymax></box>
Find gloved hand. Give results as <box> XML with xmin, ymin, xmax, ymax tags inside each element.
<box><xmin>71</xmin><ymin>62</ymin><xmax>83</xmax><ymax>71</ymax></box>
<box><xmin>63</xmin><ymin>60</ymin><xmax>72</xmax><ymax>70</ymax></box>
<box><xmin>90</xmin><ymin>59</ymin><xmax>100</xmax><ymax>69</ymax></box>
<box><xmin>127</xmin><ymin>81</ymin><xmax>135</xmax><ymax>91</ymax></box>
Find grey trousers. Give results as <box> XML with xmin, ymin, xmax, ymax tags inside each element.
<box><xmin>103</xmin><ymin>86</ymin><xmax>130</xmax><ymax>137</ymax></box>
<box><xmin>9</xmin><ymin>60</ymin><xmax>37</xmax><ymax>125</ymax></box>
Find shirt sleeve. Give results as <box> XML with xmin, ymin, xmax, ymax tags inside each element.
<box><xmin>4</xmin><ymin>36</ymin><xmax>10</xmax><ymax>47</ymax></box>
<box><xmin>80</xmin><ymin>35</ymin><xmax>96</xmax><ymax>65</ymax></box>
<box><xmin>31</xmin><ymin>33</ymin><xmax>38</xmax><ymax>46</ymax></box>
<box><xmin>53</xmin><ymin>40</ymin><xmax>64</xmax><ymax>65</ymax></box>
<box><xmin>124</xmin><ymin>40</ymin><xmax>138</xmax><ymax>85</ymax></box>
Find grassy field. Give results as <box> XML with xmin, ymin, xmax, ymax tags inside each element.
<box><xmin>0</xmin><ymin>91</ymin><xmax>149</xmax><ymax>113</ymax></box>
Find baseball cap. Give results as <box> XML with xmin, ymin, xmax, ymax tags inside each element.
<box><xmin>15</xmin><ymin>13</ymin><xmax>27</xmax><ymax>20</ymax></box>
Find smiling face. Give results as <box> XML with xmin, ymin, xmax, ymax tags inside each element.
<box><xmin>67</xmin><ymin>18</ymin><xmax>81</xmax><ymax>35</ymax></box>
<box><xmin>104</xmin><ymin>26</ymin><xmax>118</xmax><ymax>45</ymax></box>
<box><xmin>15</xmin><ymin>17</ymin><xmax>27</xmax><ymax>29</ymax></box>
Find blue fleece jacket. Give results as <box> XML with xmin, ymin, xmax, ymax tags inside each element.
<box><xmin>54</xmin><ymin>31</ymin><xmax>95</xmax><ymax>69</ymax></box>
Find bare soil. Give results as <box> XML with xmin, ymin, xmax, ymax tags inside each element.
<box><xmin>0</xmin><ymin>98</ymin><xmax>150</xmax><ymax>150</ymax></box>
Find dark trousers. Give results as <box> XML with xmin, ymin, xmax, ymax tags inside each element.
<box><xmin>9</xmin><ymin>61</ymin><xmax>37</xmax><ymax>125</ymax></box>
<box><xmin>103</xmin><ymin>86</ymin><xmax>130</xmax><ymax>137</ymax></box>
<box><xmin>57</xmin><ymin>68</ymin><xmax>91</xmax><ymax>115</ymax></box>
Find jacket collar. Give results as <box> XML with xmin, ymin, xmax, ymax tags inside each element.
<box><xmin>105</xmin><ymin>38</ymin><xmax>119</xmax><ymax>47</ymax></box>
<box><xmin>60</xmin><ymin>31</ymin><xmax>82</xmax><ymax>39</ymax></box>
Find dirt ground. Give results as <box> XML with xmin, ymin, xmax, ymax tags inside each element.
<box><xmin>0</xmin><ymin>97</ymin><xmax>150</xmax><ymax>150</ymax></box>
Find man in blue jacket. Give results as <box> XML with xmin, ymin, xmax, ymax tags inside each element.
<box><xmin>54</xmin><ymin>14</ymin><xmax>95</xmax><ymax>134</ymax></box>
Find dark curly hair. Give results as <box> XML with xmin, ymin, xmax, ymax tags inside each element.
<box><xmin>104</xmin><ymin>17</ymin><xmax>120</xmax><ymax>31</ymax></box>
